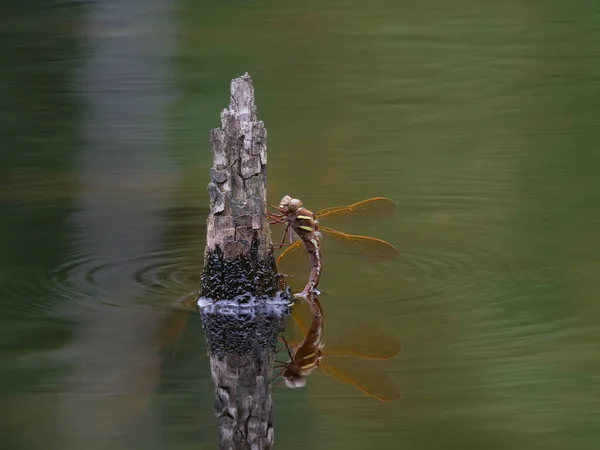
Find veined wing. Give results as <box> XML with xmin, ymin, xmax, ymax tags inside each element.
<box><xmin>153</xmin><ymin>307</ymin><xmax>190</xmax><ymax>350</ymax></box>
<box><xmin>287</xmin><ymin>299</ymin><xmax>401</xmax><ymax>360</ymax></box>
<box><xmin>321</xmin><ymin>323</ymin><xmax>401</xmax><ymax>360</ymax></box>
<box><xmin>315</xmin><ymin>197</ymin><xmax>398</xmax><ymax>228</ymax></box>
<box><xmin>318</xmin><ymin>226</ymin><xmax>399</xmax><ymax>260</ymax></box>
<box><xmin>276</xmin><ymin>227</ymin><xmax>398</xmax><ymax>282</ymax></box>
<box><xmin>290</xmin><ymin>297</ymin><xmax>311</xmax><ymax>337</ymax></box>
<box><xmin>276</xmin><ymin>238</ymin><xmax>303</xmax><ymax>267</ymax></box>
<box><xmin>278</xmin><ymin>297</ymin><xmax>310</xmax><ymax>350</ymax></box>
<box><xmin>319</xmin><ymin>359</ymin><xmax>401</xmax><ymax>402</ymax></box>
<box><xmin>275</xmin><ymin>239</ymin><xmax>305</xmax><ymax>293</ymax></box>
<box><xmin>276</xmin><ymin>227</ymin><xmax>398</xmax><ymax>265</ymax></box>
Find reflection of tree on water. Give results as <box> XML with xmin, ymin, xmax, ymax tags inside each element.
<box><xmin>56</xmin><ymin>0</ymin><xmax>187</xmax><ymax>448</ymax></box>
<box><xmin>56</xmin><ymin>212</ymin><xmax>205</xmax><ymax>449</ymax></box>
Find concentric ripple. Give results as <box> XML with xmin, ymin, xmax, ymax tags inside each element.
<box><xmin>0</xmin><ymin>267</ymin><xmax>65</xmax><ymax>320</ymax></box>
<box><xmin>320</xmin><ymin>211</ymin><xmax>562</xmax><ymax>317</ymax></box>
<box><xmin>49</xmin><ymin>247</ymin><xmax>202</xmax><ymax>305</ymax></box>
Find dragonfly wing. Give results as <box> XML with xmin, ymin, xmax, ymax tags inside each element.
<box><xmin>276</xmin><ymin>227</ymin><xmax>398</xmax><ymax>280</ymax></box>
<box><xmin>275</xmin><ymin>239</ymin><xmax>310</xmax><ymax>292</ymax></box>
<box><xmin>292</xmin><ymin>298</ymin><xmax>311</xmax><ymax>335</ymax></box>
<box><xmin>276</xmin><ymin>238</ymin><xmax>303</xmax><ymax>266</ymax></box>
<box><xmin>315</xmin><ymin>197</ymin><xmax>398</xmax><ymax>227</ymax></box>
<box><xmin>318</xmin><ymin>226</ymin><xmax>399</xmax><ymax>260</ymax></box>
<box><xmin>153</xmin><ymin>308</ymin><xmax>190</xmax><ymax>350</ymax></box>
<box><xmin>322</xmin><ymin>323</ymin><xmax>401</xmax><ymax>360</ymax></box>
<box><xmin>289</xmin><ymin>299</ymin><xmax>400</xmax><ymax>360</ymax></box>
<box><xmin>319</xmin><ymin>359</ymin><xmax>401</xmax><ymax>402</ymax></box>
<box><xmin>280</xmin><ymin>298</ymin><xmax>311</xmax><ymax>350</ymax></box>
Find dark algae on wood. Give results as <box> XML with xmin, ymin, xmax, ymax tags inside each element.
<box><xmin>198</xmin><ymin>73</ymin><xmax>291</xmax><ymax>450</ymax></box>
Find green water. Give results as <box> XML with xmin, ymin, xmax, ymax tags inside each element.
<box><xmin>2</xmin><ymin>1</ymin><xmax>600</xmax><ymax>449</ymax></box>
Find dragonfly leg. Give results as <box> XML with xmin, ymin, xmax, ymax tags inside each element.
<box><xmin>275</xmin><ymin>334</ymin><xmax>297</xmax><ymax>353</ymax></box>
<box><xmin>278</xmin><ymin>335</ymin><xmax>294</xmax><ymax>359</ymax></box>
<box><xmin>269</xmin><ymin>203</ymin><xmax>286</xmax><ymax>212</ymax></box>
<box><xmin>272</xmin><ymin>378</ymin><xmax>285</xmax><ymax>387</ymax></box>
<box><xmin>273</xmin><ymin>223</ymin><xmax>291</xmax><ymax>249</ymax></box>
<box><xmin>269</xmin><ymin>368</ymin><xmax>285</xmax><ymax>384</ymax></box>
<box><xmin>267</xmin><ymin>213</ymin><xmax>284</xmax><ymax>219</ymax></box>
<box><xmin>267</xmin><ymin>211</ymin><xmax>286</xmax><ymax>222</ymax></box>
<box><xmin>274</xmin><ymin>345</ymin><xmax>286</xmax><ymax>355</ymax></box>
<box><xmin>267</xmin><ymin>214</ymin><xmax>285</xmax><ymax>225</ymax></box>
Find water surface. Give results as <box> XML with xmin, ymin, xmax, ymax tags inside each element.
<box><xmin>1</xmin><ymin>1</ymin><xmax>600</xmax><ymax>449</ymax></box>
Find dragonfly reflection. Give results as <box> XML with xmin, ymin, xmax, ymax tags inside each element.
<box><xmin>274</xmin><ymin>292</ymin><xmax>401</xmax><ymax>402</ymax></box>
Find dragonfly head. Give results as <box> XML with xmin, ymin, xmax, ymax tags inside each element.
<box><xmin>278</xmin><ymin>195</ymin><xmax>302</xmax><ymax>213</ymax></box>
<box><xmin>278</xmin><ymin>195</ymin><xmax>292</xmax><ymax>210</ymax></box>
<box><xmin>282</xmin><ymin>366</ymin><xmax>307</xmax><ymax>388</ymax></box>
<box><xmin>289</xmin><ymin>198</ymin><xmax>303</xmax><ymax>211</ymax></box>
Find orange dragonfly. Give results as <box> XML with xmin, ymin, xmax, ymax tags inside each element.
<box><xmin>272</xmin><ymin>197</ymin><xmax>399</xmax><ymax>289</ymax></box>
<box><xmin>275</xmin><ymin>294</ymin><xmax>401</xmax><ymax>402</ymax></box>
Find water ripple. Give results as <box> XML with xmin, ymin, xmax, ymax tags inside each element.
<box><xmin>0</xmin><ymin>267</ymin><xmax>62</xmax><ymax>319</ymax></box>
<box><xmin>49</xmin><ymin>248</ymin><xmax>202</xmax><ymax>305</ymax></box>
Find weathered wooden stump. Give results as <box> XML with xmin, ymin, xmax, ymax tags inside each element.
<box><xmin>197</xmin><ymin>73</ymin><xmax>291</xmax><ymax>450</ymax></box>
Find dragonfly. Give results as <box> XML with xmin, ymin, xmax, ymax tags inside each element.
<box><xmin>268</xmin><ymin>196</ymin><xmax>399</xmax><ymax>293</ymax></box>
<box><xmin>268</xmin><ymin>195</ymin><xmax>324</xmax><ymax>294</ymax></box>
<box><xmin>274</xmin><ymin>293</ymin><xmax>401</xmax><ymax>402</ymax></box>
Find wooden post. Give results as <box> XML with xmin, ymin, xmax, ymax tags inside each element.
<box><xmin>198</xmin><ymin>73</ymin><xmax>291</xmax><ymax>450</ymax></box>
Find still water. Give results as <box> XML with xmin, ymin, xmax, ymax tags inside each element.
<box><xmin>2</xmin><ymin>1</ymin><xmax>600</xmax><ymax>449</ymax></box>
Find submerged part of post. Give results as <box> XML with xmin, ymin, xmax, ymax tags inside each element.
<box><xmin>198</xmin><ymin>73</ymin><xmax>291</xmax><ymax>450</ymax></box>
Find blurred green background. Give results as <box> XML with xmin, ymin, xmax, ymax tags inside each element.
<box><xmin>1</xmin><ymin>0</ymin><xmax>600</xmax><ymax>449</ymax></box>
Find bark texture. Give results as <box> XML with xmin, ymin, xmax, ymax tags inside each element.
<box><xmin>198</xmin><ymin>73</ymin><xmax>290</xmax><ymax>450</ymax></box>
<box><xmin>205</xmin><ymin>72</ymin><xmax>269</xmax><ymax>263</ymax></box>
